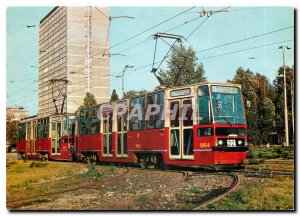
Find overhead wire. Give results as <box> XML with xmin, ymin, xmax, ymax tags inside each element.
<box><xmin>198</xmin><ymin>39</ymin><xmax>294</xmax><ymax>60</ymax></box>
<box><xmin>196</xmin><ymin>26</ymin><xmax>294</xmax><ymax>53</ymax></box>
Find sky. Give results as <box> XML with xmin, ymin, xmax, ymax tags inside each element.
<box><xmin>6</xmin><ymin>6</ymin><xmax>294</xmax><ymax>115</ymax></box>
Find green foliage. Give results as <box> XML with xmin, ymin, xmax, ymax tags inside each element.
<box><xmin>188</xmin><ymin>187</ymin><xmax>204</xmax><ymax>194</ymax></box>
<box><xmin>208</xmin><ymin>177</ymin><xmax>294</xmax><ymax>210</ymax></box>
<box><xmin>272</xmin><ymin>66</ymin><xmax>294</xmax><ymax>144</ymax></box>
<box><xmin>123</xmin><ymin>89</ymin><xmax>148</xmax><ymax>99</ymax></box>
<box><xmin>81</xmin><ymin>164</ymin><xmax>103</xmax><ymax>179</ymax></box>
<box><xmin>110</xmin><ymin>89</ymin><xmax>119</xmax><ymax>102</ymax></box>
<box><xmin>78</xmin><ymin>92</ymin><xmax>97</xmax><ymax>109</ymax></box>
<box><xmin>247</xmin><ymin>158</ymin><xmax>265</xmax><ymax>165</ymax></box>
<box><xmin>229</xmin><ymin>67</ymin><xmax>275</xmax><ymax>144</ymax></box>
<box><xmin>6</xmin><ymin>114</ymin><xmax>19</xmax><ymax>147</ymax></box>
<box><xmin>275</xmin><ymin>147</ymin><xmax>294</xmax><ymax>160</ymax></box>
<box><xmin>158</xmin><ymin>44</ymin><xmax>207</xmax><ymax>87</ymax></box>
<box><xmin>247</xmin><ymin>146</ymin><xmax>294</xmax><ymax>160</ymax></box>
<box><xmin>135</xmin><ymin>195</ymin><xmax>150</xmax><ymax>205</ymax></box>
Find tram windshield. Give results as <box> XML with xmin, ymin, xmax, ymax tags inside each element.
<box><xmin>210</xmin><ymin>86</ymin><xmax>245</xmax><ymax>124</ymax></box>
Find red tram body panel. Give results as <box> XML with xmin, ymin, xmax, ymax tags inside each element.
<box><xmin>16</xmin><ymin>140</ymin><xmax>27</xmax><ymax>155</ymax></box>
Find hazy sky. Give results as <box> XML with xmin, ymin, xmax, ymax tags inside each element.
<box><xmin>6</xmin><ymin>6</ymin><xmax>294</xmax><ymax>115</ymax></box>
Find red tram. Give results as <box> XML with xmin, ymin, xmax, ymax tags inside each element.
<box><xmin>16</xmin><ymin>115</ymin><xmax>39</xmax><ymax>159</ymax></box>
<box><xmin>16</xmin><ymin>82</ymin><xmax>248</xmax><ymax>170</ymax></box>
<box><xmin>35</xmin><ymin>114</ymin><xmax>75</xmax><ymax>161</ymax></box>
<box><xmin>17</xmin><ymin>114</ymin><xmax>75</xmax><ymax>161</ymax></box>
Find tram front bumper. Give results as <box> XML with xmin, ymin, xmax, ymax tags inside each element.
<box><xmin>212</xmin><ymin>146</ymin><xmax>249</xmax><ymax>152</ymax></box>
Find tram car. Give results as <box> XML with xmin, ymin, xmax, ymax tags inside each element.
<box><xmin>16</xmin><ymin>115</ymin><xmax>39</xmax><ymax>159</ymax></box>
<box><xmin>16</xmin><ymin>82</ymin><xmax>248</xmax><ymax>170</ymax></box>
<box><xmin>17</xmin><ymin>113</ymin><xmax>75</xmax><ymax>161</ymax></box>
<box><xmin>74</xmin><ymin>82</ymin><xmax>248</xmax><ymax>170</ymax></box>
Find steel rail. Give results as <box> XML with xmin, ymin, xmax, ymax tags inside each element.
<box><xmin>192</xmin><ymin>172</ymin><xmax>240</xmax><ymax>210</ymax></box>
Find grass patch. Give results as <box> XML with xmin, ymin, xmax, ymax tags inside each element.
<box><xmin>80</xmin><ymin>164</ymin><xmax>103</xmax><ymax>179</ymax></box>
<box><xmin>135</xmin><ymin>195</ymin><xmax>150</xmax><ymax>205</ymax></box>
<box><xmin>247</xmin><ymin>158</ymin><xmax>265</xmax><ymax>165</ymax></box>
<box><xmin>246</xmin><ymin>162</ymin><xmax>294</xmax><ymax>172</ymax></box>
<box><xmin>30</xmin><ymin>161</ymin><xmax>48</xmax><ymax>168</ymax></box>
<box><xmin>6</xmin><ymin>159</ymin><xmax>86</xmax><ymax>202</ymax></box>
<box><xmin>189</xmin><ymin>187</ymin><xmax>204</xmax><ymax>194</ymax></box>
<box><xmin>208</xmin><ymin>177</ymin><xmax>294</xmax><ymax>210</ymax></box>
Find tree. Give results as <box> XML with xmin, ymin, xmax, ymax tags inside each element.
<box><xmin>6</xmin><ymin>114</ymin><xmax>18</xmax><ymax>148</ymax></box>
<box><xmin>272</xmin><ymin>66</ymin><xmax>294</xmax><ymax>144</ymax></box>
<box><xmin>78</xmin><ymin>92</ymin><xmax>97</xmax><ymax>109</ymax></box>
<box><xmin>123</xmin><ymin>90</ymin><xmax>148</xmax><ymax>99</ymax></box>
<box><xmin>230</xmin><ymin>67</ymin><xmax>259</xmax><ymax>144</ymax></box>
<box><xmin>110</xmin><ymin>89</ymin><xmax>119</xmax><ymax>102</ymax></box>
<box><xmin>158</xmin><ymin>44</ymin><xmax>207</xmax><ymax>87</ymax></box>
<box><xmin>229</xmin><ymin>67</ymin><xmax>276</xmax><ymax>145</ymax></box>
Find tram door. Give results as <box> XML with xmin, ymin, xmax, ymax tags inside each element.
<box><xmin>26</xmin><ymin>122</ymin><xmax>31</xmax><ymax>154</ymax></box>
<box><xmin>169</xmin><ymin>98</ymin><xmax>194</xmax><ymax>160</ymax></box>
<box><xmin>102</xmin><ymin>112</ymin><xmax>113</xmax><ymax>157</ymax></box>
<box><xmin>51</xmin><ymin>117</ymin><xmax>61</xmax><ymax>155</ymax></box>
<box><xmin>32</xmin><ymin>121</ymin><xmax>37</xmax><ymax>154</ymax></box>
<box><xmin>117</xmin><ymin>102</ymin><xmax>128</xmax><ymax>158</ymax></box>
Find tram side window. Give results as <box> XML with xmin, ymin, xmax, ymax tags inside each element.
<box><xmin>37</xmin><ymin>125</ymin><xmax>43</xmax><ymax>139</ymax></box>
<box><xmin>198</xmin><ymin>86</ymin><xmax>212</xmax><ymax>124</ymax></box>
<box><xmin>18</xmin><ymin>124</ymin><xmax>26</xmax><ymax>140</ymax></box>
<box><xmin>62</xmin><ymin>116</ymin><xmax>68</xmax><ymax>136</ymax></box>
<box><xmin>145</xmin><ymin>93</ymin><xmax>165</xmax><ymax>129</ymax></box>
<box><xmin>43</xmin><ymin>125</ymin><xmax>49</xmax><ymax>138</ymax></box>
<box><xmin>90</xmin><ymin>107</ymin><xmax>100</xmax><ymax>134</ymax></box>
<box><xmin>129</xmin><ymin>97</ymin><xmax>145</xmax><ymax>130</ymax></box>
<box><xmin>80</xmin><ymin>109</ymin><xmax>90</xmax><ymax>135</ymax></box>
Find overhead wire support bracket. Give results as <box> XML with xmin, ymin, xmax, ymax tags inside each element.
<box><xmin>150</xmin><ymin>32</ymin><xmax>186</xmax><ymax>86</ymax></box>
<box><xmin>49</xmin><ymin>78</ymin><xmax>69</xmax><ymax>114</ymax></box>
<box><xmin>152</xmin><ymin>32</ymin><xmax>186</xmax><ymax>42</ymax></box>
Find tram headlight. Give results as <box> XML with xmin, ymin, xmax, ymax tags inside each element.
<box><xmin>237</xmin><ymin>140</ymin><xmax>243</xmax><ymax>146</ymax></box>
<box><xmin>218</xmin><ymin>139</ymin><xmax>224</xmax><ymax>146</ymax></box>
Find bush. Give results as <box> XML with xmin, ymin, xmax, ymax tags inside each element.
<box><xmin>247</xmin><ymin>146</ymin><xmax>294</xmax><ymax>160</ymax></box>
<box><xmin>81</xmin><ymin>164</ymin><xmax>103</xmax><ymax>179</ymax></box>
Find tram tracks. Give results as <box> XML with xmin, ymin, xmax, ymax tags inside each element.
<box><xmin>192</xmin><ymin>172</ymin><xmax>240</xmax><ymax>210</ymax></box>
<box><xmin>7</xmin><ymin>163</ymin><xmax>294</xmax><ymax>210</ymax></box>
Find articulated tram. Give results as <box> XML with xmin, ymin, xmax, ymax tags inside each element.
<box><xmin>16</xmin><ymin>82</ymin><xmax>248</xmax><ymax>170</ymax></box>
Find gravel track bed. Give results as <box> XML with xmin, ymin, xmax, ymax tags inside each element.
<box><xmin>18</xmin><ymin>169</ymin><xmax>181</xmax><ymax>210</ymax></box>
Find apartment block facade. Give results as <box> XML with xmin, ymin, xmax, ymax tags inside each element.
<box><xmin>38</xmin><ymin>6</ymin><xmax>110</xmax><ymax>117</ymax></box>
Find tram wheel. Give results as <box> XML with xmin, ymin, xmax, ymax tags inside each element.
<box><xmin>87</xmin><ymin>154</ymin><xmax>97</xmax><ymax>165</ymax></box>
